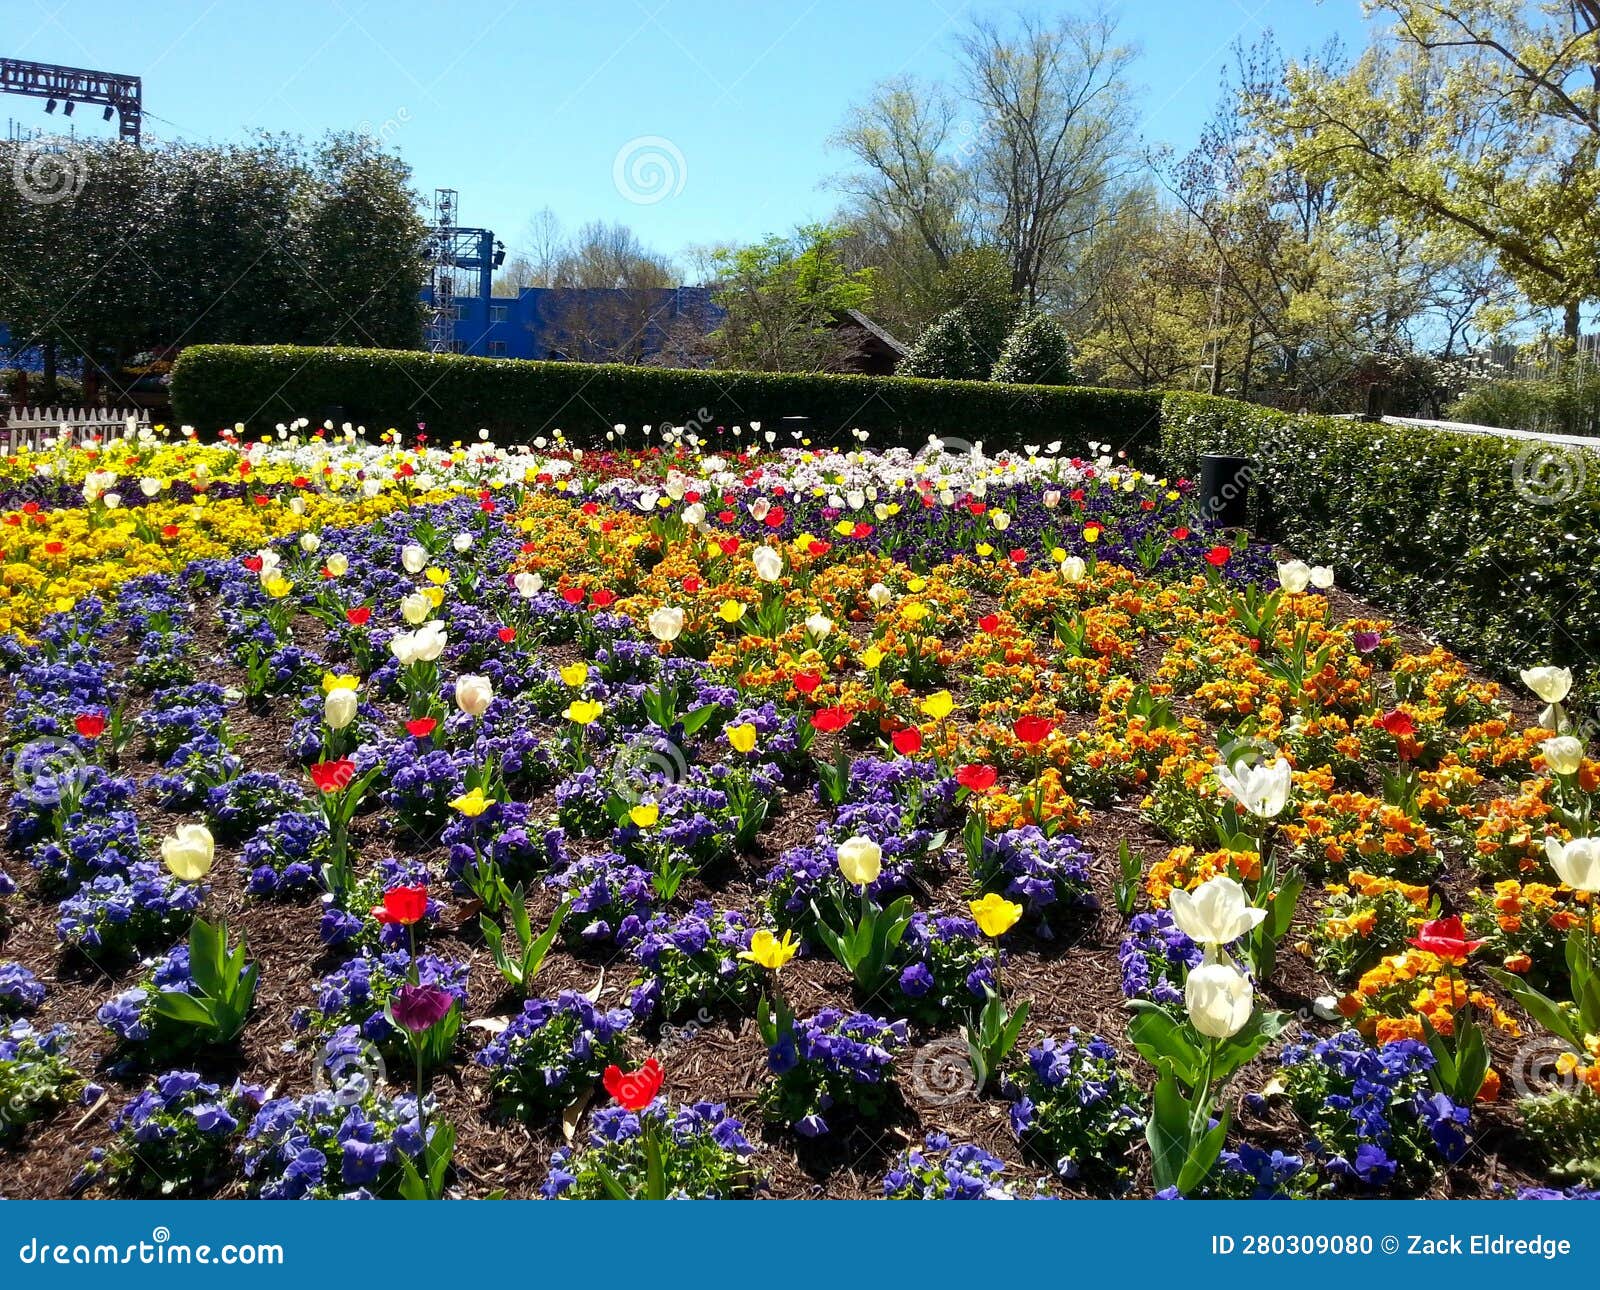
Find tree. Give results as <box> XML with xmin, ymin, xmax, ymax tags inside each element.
<box><xmin>899</xmin><ymin>246</ymin><xmax>1017</xmax><ymax>379</ymax></box>
<box><xmin>0</xmin><ymin>130</ymin><xmax>425</xmax><ymax>399</ymax></box>
<box><xmin>708</xmin><ymin>224</ymin><xmax>876</xmax><ymax>372</ymax></box>
<box><xmin>991</xmin><ymin>310</ymin><xmax>1077</xmax><ymax>384</ymax></box>
<box><xmin>1269</xmin><ymin>0</ymin><xmax>1600</xmax><ymax>339</ymax></box>
<box><xmin>830</xmin><ymin>10</ymin><xmax>1139</xmax><ymax>316</ymax></box>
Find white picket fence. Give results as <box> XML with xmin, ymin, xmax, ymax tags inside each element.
<box><xmin>1</xmin><ymin>406</ymin><xmax>151</xmax><ymax>452</ymax></box>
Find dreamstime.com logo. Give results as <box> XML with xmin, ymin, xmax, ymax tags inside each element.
<box><xmin>1512</xmin><ymin>440</ymin><xmax>1589</xmax><ymax>506</ymax></box>
<box><xmin>17</xmin><ymin>1227</ymin><xmax>284</xmax><ymax>1267</ymax></box>
<box><xmin>611</xmin><ymin>135</ymin><xmax>687</xmax><ymax>205</ymax></box>
<box><xmin>12</xmin><ymin>139</ymin><xmax>89</xmax><ymax>205</ymax></box>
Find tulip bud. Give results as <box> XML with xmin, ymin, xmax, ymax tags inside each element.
<box><xmin>1185</xmin><ymin>961</ymin><xmax>1253</xmax><ymax>1039</ymax></box>
<box><xmin>161</xmin><ymin>822</ymin><xmax>216</xmax><ymax>881</ymax></box>
<box><xmin>455</xmin><ymin>673</ymin><xmax>494</xmax><ymax>717</ymax></box>
<box><xmin>836</xmin><ymin>835</ymin><xmax>882</xmax><ymax>887</ymax></box>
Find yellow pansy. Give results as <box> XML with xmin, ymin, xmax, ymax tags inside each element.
<box><xmin>970</xmin><ymin>892</ymin><xmax>1024</xmax><ymax>938</ymax></box>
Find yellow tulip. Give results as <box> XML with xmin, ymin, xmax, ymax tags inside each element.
<box><xmin>920</xmin><ymin>690</ymin><xmax>955</xmax><ymax>721</ymax></box>
<box><xmin>559</xmin><ymin>662</ymin><xmax>588</xmax><ymax>687</ymax></box>
<box><xmin>565</xmin><ymin>699</ymin><xmax>604</xmax><ymax>725</ymax></box>
<box><xmin>726</xmin><ymin>723</ymin><xmax>758</xmax><ymax>754</ymax></box>
<box><xmin>449</xmin><ymin>787</ymin><xmax>495</xmax><ymax>817</ymax></box>
<box><xmin>717</xmin><ymin>600</ymin><xmax>745</xmax><ymax>624</ymax></box>
<box><xmin>262</xmin><ymin>574</ymin><xmax>292</xmax><ymax>599</ymax></box>
<box><xmin>629</xmin><ymin>803</ymin><xmax>660</xmax><ymax>829</ymax></box>
<box><xmin>861</xmin><ymin>644</ymin><xmax>884</xmax><ymax>670</ymax></box>
<box><xmin>738</xmin><ymin>928</ymin><xmax>800</xmax><ymax>971</ymax></box>
<box><xmin>906</xmin><ymin>577</ymin><xmax>926</xmax><ymax>593</ymax></box>
<box><xmin>974</xmin><ymin>543</ymin><xmax>993</xmax><ymax>557</ymax></box>
<box><xmin>901</xmin><ymin>603</ymin><xmax>930</xmax><ymax>623</ymax></box>
<box><xmin>424</xmin><ymin>567</ymin><xmax>450</xmax><ymax>585</ymax></box>
<box><xmin>970</xmin><ymin>892</ymin><xmax>1024</xmax><ymax>938</ymax></box>
<box><xmin>321</xmin><ymin>672</ymin><xmax>360</xmax><ymax>693</ymax></box>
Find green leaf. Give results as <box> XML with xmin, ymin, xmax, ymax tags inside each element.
<box><xmin>151</xmin><ymin>990</ymin><xmax>216</xmax><ymax>1027</ymax></box>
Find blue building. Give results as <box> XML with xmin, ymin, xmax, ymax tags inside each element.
<box><xmin>422</xmin><ymin>285</ymin><xmax>723</xmax><ymax>365</ymax></box>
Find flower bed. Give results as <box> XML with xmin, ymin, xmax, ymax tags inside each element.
<box><xmin>0</xmin><ymin>420</ymin><xmax>1594</xmax><ymax>1200</ymax></box>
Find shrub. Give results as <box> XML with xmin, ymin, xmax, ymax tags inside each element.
<box><xmin>991</xmin><ymin>311</ymin><xmax>1077</xmax><ymax>386</ymax></box>
<box><xmin>1521</xmin><ymin>1086</ymin><xmax>1600</xmax><ymax>1185</ymax></box>
<box><xmin>1158</xmin><ymin>390</ymin><xmax>1600</xmax><ymax>679</ymax></box>
<box><xmin>168</xmin><ymin>344</ymin><xmax>1164</xmax><ymax>456</ymax></box>
<box><xmin>1447</xmin><ymin>366</ymin><xmax>1600</xmax><ymax>437</ymax></box>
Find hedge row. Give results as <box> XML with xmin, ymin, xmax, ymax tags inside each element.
<box><xmin>167</xmin><ymin>344</ymin><xmax>1164</xmax><ymax>456</ymax></box>
<box><xmin>1159</xmin><ymin>391</ymin><xmax>1600</xmax><ymax>681</ymax></box>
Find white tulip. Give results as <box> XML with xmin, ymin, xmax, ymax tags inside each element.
<box><xmin>399</xmin><ymin>592</ymin><xmax>431</xmax><ymax>625</ymax></box>
<box><xmin>455</xmin><ymin>673</ymin><xmax>494</xmax><ymax>717</ymax></box>
<box><xmin>1168</xmin><ymin>875</ymin><xmax>1266</xmax><ymax>949</ymax></box>
<box><xmin>648</xmin><ymin>606</ymin><xmax>685</xmax><ymax>643</ymax></box>
<box><xmin>1542</xmin><ymin>735</ymin><xmax>1584</xmax><ymax>776</ymax></box>
<box><xmin>1546</xmin><ymin>836</ymin><xmax>1600</xmax><ymax>893</ymax></box>
<box><xmin>514</xmin><ymin>572</ymin><xmax>543</xmax><ymax>598</ymax></box>
<box><xmin>299</xmin><ymin>532</ymin><xmax>321</xmax><ymax>554</ymax></box>
<box><xmin>412</xmin><ymin>621</ymin><xmax>447</xmax><ymax>662</ymax></box>
<box><xmin>401</xmin><ymin>543</ymin><xmax>428</xmax><ymax>574</ymax></box>
<box><xmin>453</xmin><ymin>533</ymin><xmax>473</xmax><ymax>553</ymax></box>
<box><xmin>991</xmin><ymin>510</ymin><xmax>1011</xmax><ymax>531</ymax></box>
<box><xmin>805</xmin><ymin>613</ymin><xmax>833</xmax><ymax>639</ymax></box>
<box><xmin>681</xmin><ymin>503</ymin><xmax>706</xmax><ymax>527</ymax></box>
<box><xmin>324</xmin><ymin>553</ymin><xmax>349</xmax><ymax>577</ymax></box>
<box><xmin>749</xmin><ymin>498</ymin><xmax>770</xmax><ymax>522</ymax></box>
<box><xmin>1185</xmin><ymin>961</ymin><xmax>1254</xmax><ymax>1040</ymax></box>
<box><xmin>1276</xmin><ymin>560</ymin><xmax>1311</xmax><ymax>593</ymax></box>
<box><xmin>324</xmin><ymin>686</ymin><xmax>359</xmax><ymax>730</ymax></box>
<box><xmin>1042</xmin><ymin>489</ymin><xmax>1061</xmax><ymax>509</ymax></box>
<box><xmin>836</xmin><ymin>835</ymin><xmax>882</xmax><ymax>886</ymax></box>
<box><xmin>867</xmin><ymin>582</ymin><xmax>893</xmax><ymax>609</ymax></box>
<box><xmin>1310</xmin><ymin>566</ymin><xmax>1335</xmax><ymax>589</ymax></box>
<box><xmin>160</xmin><ymin>822</ymin><xmax>215</xmax><ymax>882</ymax></box>
<box><xmin>1060</xmin><ymin>556</ymin><xmax>1087</xmax><ymax>584</ymax></box>
<box><xmin>1215</xmin><ymin>756</ymin><xmax>1293</xmax><ymax>819</ymax></box>
<box><xmin>752</xmin><ymin>547</ymin><xmax>784</xmax><ymax>582</ymax></box>
<box><xmin>1522</xmin><ymin>666</ymin><xmax>1573</xmax><ymax>704</ymax></box>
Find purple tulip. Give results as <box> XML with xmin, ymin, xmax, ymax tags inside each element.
<box><xmin>390</xmin><ymin>982</ymin><xmax>456</xmax><ymax>1033</ymax></box>
<box><xmin>1352</xmin><ymin>630</ymin><xmax>1382</xmax><ymax>655</ymax></box>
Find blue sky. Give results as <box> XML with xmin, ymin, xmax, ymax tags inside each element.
<box><xmin>9</xmin><ymin>0</ymin><xmax>1370</xmax><ymax>264</ymax></box>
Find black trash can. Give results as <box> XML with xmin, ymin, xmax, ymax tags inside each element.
<box><xmin>1199</xmin><ymin>453</ymin><xmax>1253</xmax><ymax>529</ymax></box>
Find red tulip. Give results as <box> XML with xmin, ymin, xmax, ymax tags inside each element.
<box><xmin>497</xmin><ymin>626</ymin><xmax>517</xmax><ymax>643</ymax></box>
<box><xmin>561</xmin><ymin>586</ymin><xmax>586</xmax><ymax>606</ymax></box>
<box><xmin>309</xmin><ymin>759</ymin><xmax>356</xmax><ymax>794</ymax></box>
<box><xmin>1205</xmin><ymin>545</ymin><xmax>1231</xmax><ymax>567</ymax></box>
<box><xmin>242</xmin><ymin>555</ymin><xmax>263</xmax><ymax>573</ymax></box>
<box><xmin>793</xmin><ymin>671</ymin><xmax>822</xmax><ymax>695</ymax></box>
<box><xmin>1172</xmin><ymin>526</ymin><xmax>1190</xmax><ymax>541</ymax></box>
<box><xmin>405</xmin><ymin>717</ymin><xmax>438</xmax><ymax>739</ymax></box>
<box><xmin>682</xmin><ymin>576</ymin><xmax>701</xmax><ymax>594</ymax></box>
<box><xmin>345</xmin><ymin>606</ymin><xmax>371</xmax><ymax>626</ymax></box>
<box><xmin>603</xmin><ymin>1057</ymin><xmax>664</xmax><ymax>1112</ymax></box>
<box><xmin>1377</xmin><ymin>709</ymin><xmax>1415</xmax><ymax>738</ymax></box>
<box><xmin>372</xmin><ymin>884</ymin><xmax>429</xmax><ymax>926</ymax></box>
<box><xmin>590</xmin><ymin>589</ymin><xmax>616</xmax><ymax>609</ymax></box>
<box><xmin>1408</xmin><ymin>916</ymin><xmax>1484</xmax><ymax>962</ymax></box>
<box><xmin>978</xmin><ymin>614</ymin><xmax>1000</xmax><ymax>634</ymax></box>
<box><xmin>1013</xmin><ymin>715</ymin><xmax>1055</xmax><ymax>746</ymax></box>
<box><xmin>891</xmin><ymin>728</ymin><xmax>923</xmax><ymax>756</ymax></box>
<box><xmin>74</xmin><ymin>713</ymin><xmax>107</xmax><ymax>740</ymax></box>
<box><xmin>811</xmin><ymin>707</ymin><xmax>853</xmax><ymax>734</ymax></box>
<box><xmin>956</xmin><ymin>764</ymin><xmax>998</xmax><ymax>791</ymax></box>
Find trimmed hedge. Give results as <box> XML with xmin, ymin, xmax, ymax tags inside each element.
<box><xmin>1160</xmin><ymin>391</ymin><xmax>1600</xmax><ymax>680</ymax></box>
<box><xmin>167</xmin><ymin>344</ymin><xmax>1163</xmax><ymax>456</ymax></box>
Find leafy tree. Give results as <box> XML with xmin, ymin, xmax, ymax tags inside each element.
<box><xmin>991</xmin><ymin>310</ymin><xmax>1077</xmax><ymax>384</ymax></box>
<box><xmin>899</xmin><ymin>246</ymin><xmax>1017</xmax><ymax>379</ymax></box>
<box><xmin>708</xmin><ymin>224</ymin><xmax>876</xmax><ymax>372</ymax></box>
<box><xmin>1268</xmin><ymin>0</ymin><xmax>1600</xmax><ymax>339</ymax></box>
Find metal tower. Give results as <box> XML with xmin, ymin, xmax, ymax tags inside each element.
<box><xmin>421</xmin><ymin>188</ymin><xmax>504</xmax><ymax>354</ymax></box>
<box><xmin>0</xmin><ymin>58</ymin><xmax>142</xmax><ymax>144</ymax></box>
